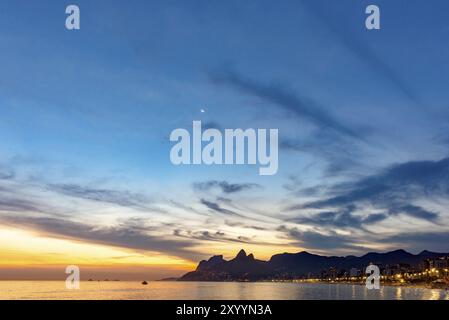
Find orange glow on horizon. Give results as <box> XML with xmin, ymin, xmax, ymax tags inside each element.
<box><xmin>0</xmin><ymin>225</ymin><xmax>304</xmax><ymax>280</ymax></box>
<box><xmin>0</xmin><ymin>226</ymin><xmax>195</xmax><ymax>269</ymax></box>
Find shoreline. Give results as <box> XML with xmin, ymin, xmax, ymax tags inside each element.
<box><xmin>266</xmin><ymin>280</ymin><xmax>449</xmax><ymax>291</ymax></box>
<box><xmin>173</xmin><ymin>279</ymin><xmax>449</xmax><ymax>290</ymax></box>
<box><xmin>1</xmin><ymin>279</ymin><xmax>447</xmax><ymax>291</ymax></box>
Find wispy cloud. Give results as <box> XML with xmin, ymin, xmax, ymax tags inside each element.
<box><xmin>277</xmin><ymin>225</ymin><xmax>367</xmax><ymax>254</ymax></box>
<box><xmin>200</xmin><ymin>199</ymin><xmax>244</xmax><ymax>217</ymax></box>
<box><xmin>47</xmin><ymin>183</ymin><xmax>158</xmax><ymax>211</ymax></box>
<box><xmin>388</xmin><ymin>205</ymin><xmax>439</xmax><ymax>221</ymax></box>
<box><xmin>290</xmin><ymin>205</ymin><xmax>388</xmax><ymax>229</ymax></box>
<box><xmin>193</xmin><ymin>180</ymin><xmax>261</xmax><ymax>194</ymax></box>
<box><xmin>0</xmin><ymin>165</ymin><xmax>204</xmax><ymax>261</ymax></box>
<box><xmin>0</xmin><ymin>214</ymin><xmax>202</xmax><ymax>261</ymax></box>
<box><xmin>210</xmin><ymin>69</ymin><xmax>361</xmax><ymax>139</ymax></box>
<box><xmin>224</xmin><ymin>220</ymin><xmax>267</xmax><ymax>231</ymax></box>
<box><xmin>0</xmin><ymin>197</ymin><xmax>46</xmax><ymax>214</ymax></box>
<box><xmin>0</xmin><ymin>178</ymin><xmax>62</xmax><ymax>216</ymax></box>
<box><xmin>0</xmin><ymin>167</ymin><xmax>15</xmax><ymax>180</ymax></box>
<box><xmin>300</xmin><ymin>0</ymin><xmax>420</xmax><ymax>104</ymax></box>
<box><xmin>280</xmin><ymin>132</ymin><xmax>363</xmax><ymax>176</ymax></box>
<box><xmin>209</xmin><ymin>68</ymin><xmax>370</xmax><ymax>175</ymax></box>
<box><xmin>288</xmin><ymin>158</ymin><xmax>449</xmax><ymax>228</ymax></box>
<box><xmin>384</xmin><ymin>231</ymin><xmax>449</xmax><ymax>253</ymax></box>
<box><xmin>302</xmin><ymin>157</ymin><xmax>449</xmax><ymax>210</ymax></box>
<box><xmin>173</xmin><ymin>229</ymin><xmax>272</xmax><ymax>246</ymax></box>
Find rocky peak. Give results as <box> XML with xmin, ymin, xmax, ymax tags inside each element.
<box><xmin>196</xmin><ymin>254</ymin><xmax>225</xmax><ymax>271</ymax></box>
<box><xmin>235</xmin><ymin>249</ymin><xmax>247</xmax><ymax>259</ymax></box>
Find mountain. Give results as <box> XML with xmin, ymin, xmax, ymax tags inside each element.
<box><xmin>180</xmin><ymin>249</ymin><xmax>273</xmax><ymax>281</ymax></box>
<box><xmin>178</xmin><ymin>249</ymin><xmax>448</xmax><ymax>281</ymax></box>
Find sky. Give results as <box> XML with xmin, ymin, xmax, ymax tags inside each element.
<box><xmin>1</xmin><ymin>0</ymin><xmax>449</xmax><ymax>280</ymax></box>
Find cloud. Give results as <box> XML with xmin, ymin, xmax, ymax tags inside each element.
<box><xmin>200</xmin><ymin>199</ymin><xmax>243</xmax><ymax>217</ymax></box>
<box><xmin>388</xmin><ymin>205</ymin><xmax>438</xmax><ymax>221</ymax></box>
<box><xmin>0</xmin><ymin>181</ymin><xmax>60</xmax><ymax>216</ymax></box>
<box><xmin>0</xmin><ymin>168</ymin><xmax>15</xmax><ymax>180</ymax></box>
<box><xmin>209</xmin><ymin>69</ymin><xmax>367</xmax><ymax>174</ymax></box>
<box><xmin>0</xmin><ymin>166</ymin><xmax>162</xmax><ymax>215</ymax></box>
<box><xmin>280</xmin><ymin>132</ymin><xmax>362</xmax><ymax>176</ymax></box>
<box><xmin>169</xmin><ymin>199</ymin><xmax>208</xmax><ymax>217</ymax></box>
<box><xmin>0</xmin><ymin>171</ymin><xmax>204</xmax><ymax>261</ymax></box>
<box><xmin>433</xmin><ymin>128</ymin><xmax>449</xmax><ymax>148</ymax></box>
<box><xmin>384</xmin><ymin>231</ymin><xmax>449</xmax><ymax>253</ymax></box>
<box><xmin>290</xmin><ymin>205</ymin><xmax>388</xmax><ymax>229</ymax></box>
<box><xmin>202</xmin><ymin>121</ymin><xmax>222</xmax><ymax>130</ymax></box>
<box><xmin>47</xmin><ymin>183</ymin><xmax>157</xmax><ymax>211</ymax></box>
<box><xmin>277</xmin><ymin>225</ymin><xmax>367</xmax><ymax>253</ymax></box>
<box><xmin>210</xmin><ymin>69</ymin><xmax>361</xmax><ymax>139</ymax></box>
<box><xmin>291</xmin><ymin>157</ymin><xmax>449</xmax><ymax>223</ymax></box>
<box><xmin>278</xmin><ymin>225</ymin><xmax>449</xmax><ymax>255</ymax></box>
<box><xmin>173</xmin><ymin>229</ymin><xmax>269</xmax><ymax>246</ymax></box>
<box><xmin>0</xmin><ymin>197</ymin><xmax>47</xmax><ymax>214</ymax></box>
<box><xmin>0</xmin><ymin>197</ymin><xmax>45</xmax><ymax>214</ymax></box>
<box><xmin>193</xmin><ymin>180</ymin><xmax>261</xmax><ymax>194</ymax></box>
<box><xmin>0</xmin><ymin>214</ymin><xmax>201</xmax><ymax>261</ymax></box>
<box><xmin>224</xmin><ymin>220</ymin><xmax>268</xmax><ymax>231</ymax></box>
<box><xmin>300</xmin><ymin>0</ymin><xmax>420</xmax><ymax>104</ymax></box>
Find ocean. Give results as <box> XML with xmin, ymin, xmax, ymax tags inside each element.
<box><xmin>0</xmin><ymin>281</ymin><xmax>448</xmax><ymax>300</ymax></box>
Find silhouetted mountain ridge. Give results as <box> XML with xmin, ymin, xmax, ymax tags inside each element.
<box><xmin>179</xmin><ymin>249</ymin><xmax>448</xmax><ymax>281</ymax></box>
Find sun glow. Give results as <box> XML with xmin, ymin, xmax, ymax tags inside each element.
<box><xmin>0</xmin><ymin>226</ymin><xmax>194</xmax><ymax>268</ymax></box>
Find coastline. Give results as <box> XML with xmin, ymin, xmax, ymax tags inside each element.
<box><xmin>292</xmin><ymin>277</ymin><xmax>449</xmax><ymax>290</ymax></box>
<box><xmin>1</xmin><ymin>280</ymin><xmax>448</xmax><ymax>300</ymax></box>
<box><xmin>173</xmin><ymin>278</ymin><xmax>449</xmax><ymax>290</ymax></box>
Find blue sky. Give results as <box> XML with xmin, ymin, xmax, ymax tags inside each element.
<box><xmin>1</xmin><ymin>0</ymin><xmax>449</xmax><ymax>274</ymax></box>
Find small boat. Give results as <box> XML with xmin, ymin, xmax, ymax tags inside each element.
<box><xmin>142</xmin><ymin>281</ymin><xmax>148</xmax><ymax>285</ymax></box>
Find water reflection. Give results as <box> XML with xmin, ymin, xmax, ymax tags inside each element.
<box><xmin>0</xmin><ymin>281</ymin><xmax>448</xmax><ymax>300</ymax></box>
<box><xmin>379</xmin><ymin>286</ymin><xmax>385</xmax><ymax>300</ymax></box>
<box><xmin>396</xmin><ymin>287</ymin><xmax>403</xmax><ymax>300</ymax></box>
<box><xmin>429</xmin><ymin>289</ymin><xmax>443</xmax><ymax>300</ymax></box>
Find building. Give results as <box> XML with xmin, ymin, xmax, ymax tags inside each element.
<box><xmin>433</xmin><ymin>257</ymin><xmax>449</xmax><ymax>269</ymax></box>
<box><xmin>423</xmin><ymin>257</ymin><xmax>449</xmax><ymax>270</ymax></box>
<box><xmin>349</xmin><ymin>268</ymin><xmax>361</xmax><ymax>277</ymax></box>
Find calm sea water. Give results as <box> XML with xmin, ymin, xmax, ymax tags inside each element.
<box><xmin>0</xmin><ymin>281</ymin><xmax>448</xmax><ymax>300</ymax></box>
